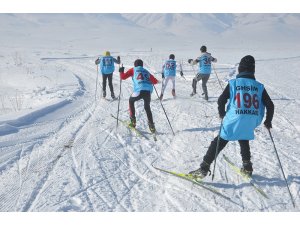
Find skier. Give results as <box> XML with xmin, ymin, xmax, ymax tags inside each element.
<box><xmin>119</xmin><ymin>59</ymin><xmax>159</xmax><ymax>133</ymax></box>
<box><xmin>188</xmin><ymin>45</ymin><xmax>217</xmax><ymax>100</ymax></box>
<box><xmin>189</xmin><ymin>55</ymin><xmax>274</xmax><ymax>178</ymax></box>
<box><xmin>95</xmin><ymin>51</ymin><xmax>120</xmax><ymax>99</ymax></box>
<box><xmin>159</xmin><ymin>54</ymin><xmax>184</xmax><ymax>100</ymax></box>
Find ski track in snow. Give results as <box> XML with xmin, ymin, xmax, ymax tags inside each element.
<box><xmin>0</xmin><ymin>53</ymin><xmax>299</xmax><ymax>212</ymax></box>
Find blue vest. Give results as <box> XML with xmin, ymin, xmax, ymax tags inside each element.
<box><xmin>164</xmin><ymin>60</ymin><xmax>177</xmax><ymax>77</ymax></box>
<box><xmin>198</xmin><ymin>53</ymin><xmax>212</xmax><ymax>75</ymax></box>
<box><xmin>132</xmin><ymin>66</ymin><xmax>153</xmax><ymax>93</ymax></box>
<box><xmin>220</xmin><ymin>77</ymin><xmax>265</xmax><ymax>141</ymax></box>
<box><xmin>100</xmin><ymin>56</ymin><xmax>115</xmax><ymax>75</ymax></box>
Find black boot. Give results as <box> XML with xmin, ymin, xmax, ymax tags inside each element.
<box><xmin>204</xmin><ymin>94</ymin><xmax>208</xmax><ymax>101</ymax></box>
<box><xmin>189</xmin><ymin>161</ymin><xmax>211</xmax><ymax>179</ymax></box>
<box><xmin>103</xmin><ymin>90</ymin><xmax>106</xmax><ymax>98</ymax></box>
<box><xmin>172</xmin><ymin>89</ymin><xmax>176</xmax><ymax>98</ymax></box>
<box><xmin>241</xmin><ymin>160</ymin><xmax>253</xmax><ymax>177</ymax></box>
<box><xmin>159</xmin><ymin>93</ymin><xmax>163</xmax><ymax>101</ymax></box>
<box><xmin>148</xmin><ymin>122</ymin><xmax>156</xmax><ymax>133</ymax></box>
<box><xmin>111</xmin><ymin>92</ymin><xmax>117</xmax><ymax>100</ymax></box>
<box><xmin>129</xmin><ymin>117</ymin><xmax>136</xmax><ymax>128</ymax></box>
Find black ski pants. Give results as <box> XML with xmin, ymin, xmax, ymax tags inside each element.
<box><xmin>203</xmin><ymin>136</ymin><xmax>251</xmax><ymax>165</ymax></box>
<box><xmin>102</xmin><ymin>73</ymin><xmax>114</xmax><ymax>96</ymax></box>
<box><xmin>129</xmin><ymin>90</ymin><xmax>154</xmax><ymax>124</ymax></box>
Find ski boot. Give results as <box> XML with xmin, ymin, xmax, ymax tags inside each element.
<box><xmin>102</xmin><ymin>90</ymin><xmax>106</xmax><ymax>98</ymax></box>
<box><xmin>159</xmin><ymin>93</ymin><xmax>163</xmax><ymax>101</ymax></box>
<box><xmin>190</xmin><ymin>91</ymin><xmax>196</xmax><ymax>97</ymax></box>
<box><xmin>204</xmin><ymin>94</ymin><xmax>208</xmax><ymax>101</ymax></box>
<box><xmin>172</xmin><ymin>89</ymin><xmax>176</xmax><ymax>98</ymax></box>
<box><xmin>148</xmin><ymin>122</ymin><xmax>156</xmax><ymax>133</ymax></box>
<box><xmin>189</xmin><ymin>161</ymin><xmax>211</xmax><ymax>179</ymax></box>
<box><xmin>128</xmin><ymin>117</ymin><xmax>136</xmax><ymax>128</ymax></box>
<box><xmin>240</xmin><ymin>160</ymin><xmax>253</xmax><ymax>177</ymax></box>
<box><xmin>111</xmin><ymin>93</ymin><xmax>117</xmax><ymax>100</ymax></box>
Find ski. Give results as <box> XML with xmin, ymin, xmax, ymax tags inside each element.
<box><xmin>152</xmin><ymin>165</ymin><xmax>232</xmax><ymax>201</ymax></box>
<box><xmin>111</xmin><ymin>114</ymin><xmax>150</xmax><ymax>140</ymax></box>
<box><xmin>223</xmin><ymin>154</ymin><xmax>269</xmax><ymax>199</ymax></box>
<box><xmin>102</xmin><ymin>97</ymin><xmax>119</xmax><ymax>102</ymax></box>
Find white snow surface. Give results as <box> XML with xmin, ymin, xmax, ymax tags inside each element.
<box><xmin>0</xmin><ymin>13</ymin><xmax>300</xmax><ymax>212</ymax></box>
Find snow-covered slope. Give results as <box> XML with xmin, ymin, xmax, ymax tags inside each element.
<box><xmin>0</xmin><ymin>14</ymin><xmax>300</xmax><ymax>212</ymax></box>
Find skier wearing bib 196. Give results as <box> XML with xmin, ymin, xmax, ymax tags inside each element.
<box><xmin>119</xmin><ymin>59</ymin><xmax>159</xmax><ymax>133</ymax></box>
<box><xmin>95</xmin><ymin>51</ymin><xmax>120</xmax><ymax>99</ymax></box>
<box><xmin>188</xmin><ymin>45</ymin><xmax>217</xmax><ymax>100</ymax></box>
<box><xmin>189</xmin><ymin>55</ymin><xmax>274</xmax><ymax>178</ymax></box>
<box><xmin>159</xmin><ymin>54</ymin><xmax>184</xmax><ymax>100</ymax></box>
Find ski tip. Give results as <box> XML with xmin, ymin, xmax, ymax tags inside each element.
<box><xmin>151</xmin><ymin>163</ymin><xmax>158</xmax><ymax>170</ymax></box>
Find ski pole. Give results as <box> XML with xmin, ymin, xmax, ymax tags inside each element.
<box><xmin>161</xmin><ymin>77</ymin><xmax>165</xmax><ymax>97</ymax></box>
<box><xmin>212</xmin><ymin>119</ymin><xmax>224</xmax><ymax>181</ymax></box>
<box><xmin>179</xmin><ymin>61</ymin><xmax>187</xmax><ymax>80</ymax></box>
<box><xmin>95</xmin><ymin>64</ymin><xmax>99</xmax><ymax>102</ymax></box>
<box><xmin>153</xmin><ymin>84</ymin><xmax>175</xmax><ymax>136</ymax></box>
<box><xmin>161</xmin><ymin>59</ymin><xmax>165</xmax><ymax>96</ymax></box>
<box><xmin>116</xmin><ymin>63</ymin><xmax>122</xmax><ymax>128</ymax></box>
<box><xmin>267</xmin><ymin>128</ymin><xmax>296</xmax><ymax>208</ymax></box>
<box><xmin>212</xmin><ymin>64</ymin><xmax>224</xmax><ymax>91</ymax></box>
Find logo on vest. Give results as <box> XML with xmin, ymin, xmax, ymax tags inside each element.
<box><xmin>234</xmin><ymin>85</ymin><xmax>260</xmax><ymax>116</ymax></box>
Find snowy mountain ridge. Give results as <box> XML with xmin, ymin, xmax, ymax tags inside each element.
<box><xmin>2</xmin><ymin>13</ymin><xmax>300</xmax><ymax>46</ymax></box>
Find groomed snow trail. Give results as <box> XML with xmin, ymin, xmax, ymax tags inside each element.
<box><xmin>0</xmin><ymin>52</ymin><xmax>299</xmax><ymax>212</ymax></box>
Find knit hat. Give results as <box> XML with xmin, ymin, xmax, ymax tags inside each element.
<box><xmin>104</xmin><ymin>51</ymin><xmax>110</xmax><ymax>56</ymax></box>
<box><xmin>200</xmin><ymin>45</ymin><xmax>207</xmax><ymax>52</ymax></box>
<box><xmin>134</xmin><ymin>59</ymin><xmax>143</xmax><ymax>67</ymax></box>
<box><xmin>169</xmin><ymin>54</ymin><xmax>175</xmax><ymax>60</ymax></box>
<box><xmin>238</xmin><ymin>55</ymin><xmax>255</xmax><ymax>73</ymax></box>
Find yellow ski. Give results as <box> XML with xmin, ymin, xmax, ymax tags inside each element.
<box><xmin>223</xmin><ymin>154</ymin><xmax>269</xmax><ymax>199</ymax></box>
<box><xmin>152</xmin><ymin>164</ymin><xmax>233</xmax><ymax>202</ymax></box>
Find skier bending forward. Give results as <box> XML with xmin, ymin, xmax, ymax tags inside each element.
<box><xmin>119</xmin><ymin>59</ymin><xmax>159</xmax><ymax>133</ymax></box>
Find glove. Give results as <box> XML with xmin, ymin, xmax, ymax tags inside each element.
<box><xmin>180</xmin><ymin>71</ymin><xmax>183</xmax><ymax>76</ymax></box>
<box><xmin>95</xmin><ymin>58</ymin><xmax>100</xmax><ymax>65</ymax></box>
<box><xmin>119</xmin><ymin>66</ymin><xmax>125</xmax><ymax>73</ymax></box>
<box><xmin>162</xmin><ymin>73</ymin><xmax>165</xmax><ymax>79</ymax></box>
<box><xmin>117</xmin><ymin>56</ymin><xmax>121</xmax><ymax>64</ymax></box>
<box><xmin>264</xmin><ymin>120</ymin><xmax>272</xmax><ymax>129</ymax></box>
<box><xmin>219</xmin><ymin>111</ymin><xmax>226</xmax><ymax>119</ymax></box>
<box><xmin>188</xmin><ymin>59</ymin><xmax>193</xmax><ymax>64</ymax></box>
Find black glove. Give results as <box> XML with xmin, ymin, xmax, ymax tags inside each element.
<box><xmin>264</xmin><ymin>120</ymin><xmax>272</xmax><ymax>129</ymax></box>
<box><xmin>188</xmin><ymin>59</ymin><xmax>193</xmax><ymax>64</ymax></box>
<box><xmin>117</xmin><ymin>56</ymin><xmax>121</xmax><ymax>64</ymax></box>
<box><xmin>162</xmin><ymin>73</ymin><xmax>165</xmax><ymax>79</ymax></box>
<box><xmin>219</xmin><ymin>111</ymin><xmax>226</xmax><ymax>119</ymax></box>
<box><xmin>95</xmin><ymin>58</ymin><xmax>100</xmax><ymax>65</ymax></box>
<box><xmin>180</xmin><ymin>71</ymin><xmax>183</xmax><ymax>76</ymax></box>
<box><xmin>119</xmin><ymin>66</ymin><xmax>125</xmax><ymax>73</ymax></box>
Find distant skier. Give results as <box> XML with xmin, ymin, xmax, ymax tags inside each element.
<box><xmin>95</xmin><ymin>51</ymin><xmax>120</xmax><ymax>99</ymax></box>
<box><xmin>119</xmin><ymin>59</ymin><xmax>159</xmax><ymax>133</ymax></box>
<box><xmin>159</xmin><ymin>54</ymin><xmax>184</xmax><ymax>100</ymax></box>
<box><xmin>189</xmin><ymin>55</ymin><xmax>274</xmax><ymax>178</ymax></box>
<box><xmin>188</xmin><ymin>45</ymin><xmax>217</xmax><ymax>100</ymax></box>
